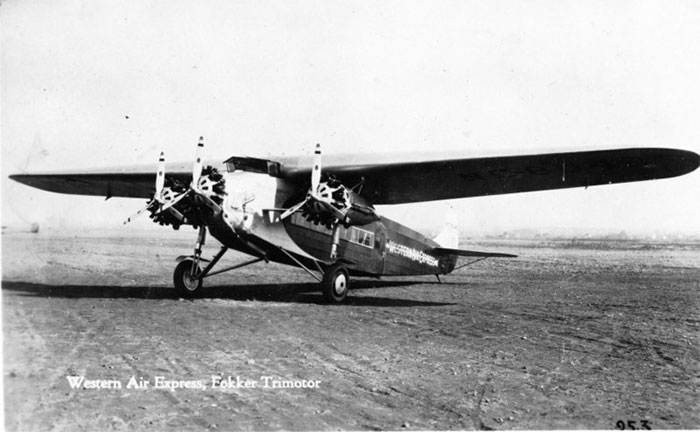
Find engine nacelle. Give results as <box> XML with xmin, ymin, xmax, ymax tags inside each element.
<box><xmin>300</xmin><ymin>180</ymin><xmax>379</xmax><ymax>229</ymax></box>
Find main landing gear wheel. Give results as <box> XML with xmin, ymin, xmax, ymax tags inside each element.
<box><xmin>174</xmin><ymin>259</ymin><xmax>202</xmax><ymax>297</ymax></box>
<box><xmin>321</xmin><ymin>264</ymin><xmax>349</xmax><ymax>303</ymax></box>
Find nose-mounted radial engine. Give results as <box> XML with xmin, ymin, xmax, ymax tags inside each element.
<box><xmin>280</xmin><ymin>143</ymin><xmax>380</xmax><ymax>259</ymax></box>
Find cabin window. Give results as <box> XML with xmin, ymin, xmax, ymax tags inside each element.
<box><xmin>348</xmin><ymin>227</ymin><xmax>374</xmax><ymax>249</ymax></box>
<box><xmin>290</xmin><ymin>216</ymin><xmax>374</xmax><ymax>249</ymax></box>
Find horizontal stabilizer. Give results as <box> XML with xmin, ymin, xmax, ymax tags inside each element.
<box><xmin>431</xmin><ymin>247</ymin><xmax>517</xmax><ymax>258</ymax></box>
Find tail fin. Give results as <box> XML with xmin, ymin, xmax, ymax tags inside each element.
<box><xmin>432</xmin><ymin>207</ymin><xmax>517</xmax><ymax>260</ymax></box>
<box><xmin>433</xmin><ymin>207</ymin><xmax>459</xmax><ymax>248</ymax></box>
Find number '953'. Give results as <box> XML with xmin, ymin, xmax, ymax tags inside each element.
<box><xmin>616</xmin><ymin>420</ymin><xmax>651</xmax><ymax>430</ymax></box>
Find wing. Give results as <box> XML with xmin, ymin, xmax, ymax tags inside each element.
<box><xmin>278</xmin><ymin>147</ymin><xmax>700</xmax><ymax>204</ymax></box>
<box><xmin>9</xmin><ymin>163</ymin><xmax>197</xmax><ymax>199</ymax></box>
<box><xmin>10</xmin><ymin>148</ymin><xmax>699</xmax><ymax>205</ymax></box>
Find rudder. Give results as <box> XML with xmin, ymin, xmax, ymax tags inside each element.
<box><xmin>433</xmin><ymin>207</ymin><xmax>459</xmax><ymax>248</ymax></box>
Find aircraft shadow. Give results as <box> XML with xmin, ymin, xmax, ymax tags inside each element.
<box><xmin>1</xmin><ymin>280</ymin><xmax>455</xmax><ymax>307</ymax></box>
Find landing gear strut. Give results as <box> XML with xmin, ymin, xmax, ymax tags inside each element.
<box><xmin>172</xmin><ymin>224</ymin><xmax>351</xmax><ymax>303</ymax></box>
<box><xmin>277</xmin><ymin>247</ymin><xmax>351</xmax><ymax>303</ymax></box>
<box><xmin>330</xmin><ymin>221</ymin><xmax>341</xmax><ymax>260</ymax></box>
<box><xmin>173</xmin><ymin>225</ymin><xmax>207</xmax><ymax>297</ymax></box>
<box><xmin>172</xmin><ymin>220</ymin><xmax>272</xmax><ymax>296</ymax></box>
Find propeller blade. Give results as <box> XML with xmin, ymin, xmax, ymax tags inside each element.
<box><xmin>155</xmin><ymin>151</ymin><xmax>166</xmax><ymax>199</ymax></box>
<box><xmin>311</xmin><ymin>143</ymin><xmax>321</xmax><ymax>198</ymax></box>
<box><xmin>279</xmin><ymin>198</ymin><xmax>309</xmax><ymax>220</ymax></box>
<box><xmin>125</xmin><ymin>151</ymin><xmax>166</xmax><ymax>224</ymax></box>
<box><xmin>192</xmin><ymin>136</ymin><xmax>204</xmax><ymax>187</ymax></box>
<box><xmin>123</xmin><ymin>199</ymin><xmax>154</xmax><ymax>225</ymax></box>
<box><xmin>157</xmin><ymin>190</ymin><xmax>189</xmax><ymax>213</ymax></box>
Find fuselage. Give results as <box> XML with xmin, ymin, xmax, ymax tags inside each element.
<box><xmin>206</xmin><ymin>170</ymin><xmax>456</xmax><ymax>277</ymax></box>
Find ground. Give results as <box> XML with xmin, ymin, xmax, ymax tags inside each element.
<box><xmin>2</xmin><ymin>230</ymin><xmax>699</xmax><ymax>430</ymax></box>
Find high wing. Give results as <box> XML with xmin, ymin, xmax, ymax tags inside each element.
<box><xmin>275</xmin><ymin>147</ymin><xmax>700</xmax><ymax>205</ymax></box>
<box><xmin>9</xmin><ymin>162</ymin><xmax>209</xmax><ymax>199</ymax></box>
<box><xmin>10</xmin><ymin>148</ymin><xmax>699</xmax><ymax>204</ymax></box>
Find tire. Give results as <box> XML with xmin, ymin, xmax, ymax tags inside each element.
<box><xmin>321</xmin><ymin>264</ymin><xmax>349</xmax><ymax>303</ymax></box>
<box><xmin>174</xmin><ymin>259</ymin><xmax>202</xmax><ymax>297</ymax></box>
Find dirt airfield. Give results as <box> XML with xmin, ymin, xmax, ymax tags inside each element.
<box><xmin>3</xmin><ymin>229</ymin><xmax>699</xmax><ymax>430</ymax></box>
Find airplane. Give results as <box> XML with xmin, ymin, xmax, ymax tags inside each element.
<box><xmin>9</xmin><ymin>139</ymin><xmax>700</xmax><ymax>302</ymax></box>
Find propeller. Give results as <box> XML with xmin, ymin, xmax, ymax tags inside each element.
<box><xmin>311</xmin><ymin>143</ymin><xmax>321</xmax><ymax>198</ymax></box>
<box><xmin>157</xmin><ymin>136</ymin><xmax>208</xmax><ymax>213</ymax></box>
<box><xmin>155</xmin><ymin>151</ymin><xmax>166</xmax><ymax>197</ymax></box>
<box><xmin>124</xmin><ymin>152</ymin><xmax>167</xmax><ymax>224</ymax></box>
<box><xmin>279</xmin><ymin>143</ymin><xmax>322</xmax><ymax>220</ymax></box>
<box><xmin>279</xmin><ymin>199</ymin><xmax>308</xmax><ymax>220</ymax></box>
<box><xmin>124</xmin><ymin>137</ymin><xmax>211</xmax><ymax>224</ymax></box>
<box><xmin>192</xmin><ymin>136</ymin><xmax>204</xmax><ymax>189</ymax></box>
<box><xmin>123</xmin><ymin>202</ymin><xmax>154</xmax><ymax>225</ymax></box>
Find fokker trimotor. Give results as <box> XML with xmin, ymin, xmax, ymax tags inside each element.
<box><xmin>10</xmin><ymin>139</ymin><xmax>699</xmax><ymax>302</ymax></box>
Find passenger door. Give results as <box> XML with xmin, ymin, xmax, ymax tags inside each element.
<box><xmin>373</xmin><ymin>223</ymin><xmax>387</xmax><ymax>275</ymax></box>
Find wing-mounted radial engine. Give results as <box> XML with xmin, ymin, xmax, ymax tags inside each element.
<box><xmin>280</xmin><ymin>143</ymin><xmax>380</xmax><ymax>229</ymax></box>
<box><xmin>124</xmin><ymin>137</ymin><xmax>276</xmax><ymax>297</ymax></box>
<box><xmin>280</xmin><ymin>143</ymin><xmax>380</xmax><ymax>259</ymax></box>
<box><xmin>123</xmin><ymin>137</ymin><xmax>227</xmax><ymax>230</ymax></box>
<box><xmin>298</xmin><ymin>176</ymin><xmax>379</xmax><ymax>229</ymax></box>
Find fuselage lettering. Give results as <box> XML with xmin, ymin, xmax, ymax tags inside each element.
<box><xmin>386</xmin><ymin>240</ymin><xmax>438</xmax><ymax>267</ymax></box>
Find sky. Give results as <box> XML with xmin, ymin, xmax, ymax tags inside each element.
<box><xmin>2</xmin><ymin>0</ymin><xmax>700</xmax><ymax>236</ymax></box>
